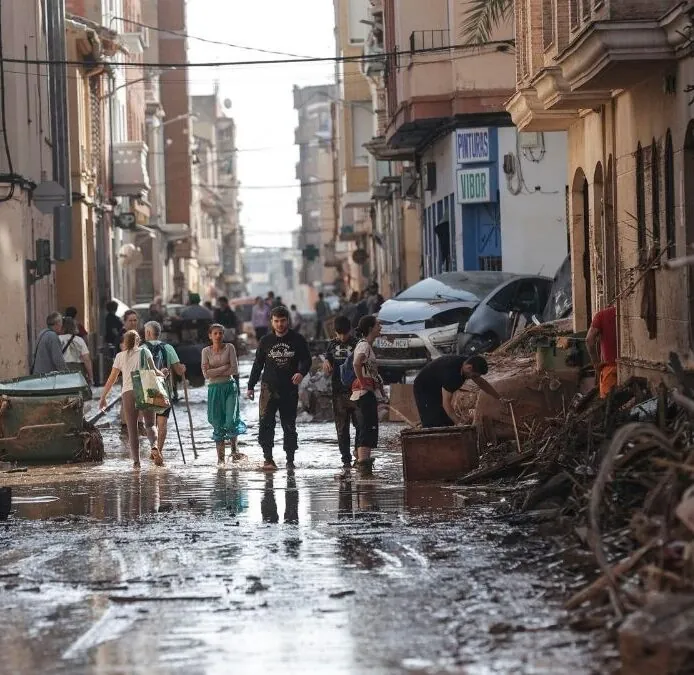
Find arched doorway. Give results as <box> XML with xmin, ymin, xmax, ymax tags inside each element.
<box><xmin>593</xmin><ymin>162</ymin><xmax>604</xmax><ymax>307</ymax></box>
<box><xmin>571</xmin><ymin>168</ymin><xmax>592</xmax><ymax>329</ymax></box>
<box><xmin>684</xmin><ymin>121</ymin><xmax>694</xmax><ymax>345</ymax></box>
<box><xmin>604</xmin><ymin>156</ymin><xmax>617</xmax><ymax>303</ymax></box>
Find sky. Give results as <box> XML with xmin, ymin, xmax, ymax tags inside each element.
<box><xmin>186</xmin><ymin>0</ymin><xmax>337</xmax><ymax>248</ymax></box>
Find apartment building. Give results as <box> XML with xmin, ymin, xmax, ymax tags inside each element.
<box><xmin>293</xmin><ymin>84</ymin><xmax>340</xmax><ymax>294</ymax></box>
<box><xmin>158</xmin><ymin>0</ymin><xmax>196</xmax><ymax>302</ymax></box>
<box><xmin>380</xmin><ymin>0</ymin><xmax>568</xmax><ymax>280</ymax></box>
<box><xmin>0</xmin><ymin>0</ymin><xmax>64</xmax><ymax>379</ymax></box>
<box><xmin>508</xmin><ymin>0</ymin><xmax>694</xmax><ymax>381</ymax></box>
<box><xmin>334</xmin><ymin>0</ymin><xmax>375</xmax><ymax>292</ymax></box>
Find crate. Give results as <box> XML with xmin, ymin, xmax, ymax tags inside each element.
<box><xmin>400</xmin><ymin>425</ymin><xmax>478</xmax><ymax>482</ymax></box>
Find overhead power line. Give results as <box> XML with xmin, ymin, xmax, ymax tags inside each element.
<box><xmin>0</xmin><ymin>40</ymin><xmax>514</xmax><ymax>69</ymax></box>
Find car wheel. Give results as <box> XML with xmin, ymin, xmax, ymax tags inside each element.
<box><xmin>380</xmin><ymin>368</ymin><xmax>406</xmax><ymax>385</ymax></box>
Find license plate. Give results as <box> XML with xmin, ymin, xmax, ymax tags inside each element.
<box><xmin>375</xmin><ymin>337</ymin><xmax>409</xmax><ymax>349</ymax></box>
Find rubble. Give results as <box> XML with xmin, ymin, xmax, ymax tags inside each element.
<box><xmin>453</xmin><ymin>348</ymin><xmax>694</xmax><ymax>672</ymax></box>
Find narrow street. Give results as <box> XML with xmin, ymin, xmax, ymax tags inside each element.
<box><xmin>0</xmin><ymin>361</ymin><xmax>616</xmax><ymax>675</ymax></box>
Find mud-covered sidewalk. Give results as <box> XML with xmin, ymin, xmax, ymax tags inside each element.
<box><xmin>0</xmin><ymin>363</ymin><xmax>617</xmax><ymax>674</ymax></box>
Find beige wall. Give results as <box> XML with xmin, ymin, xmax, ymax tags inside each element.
<box><xmin>565</xmin><ymin>63</ymin><xmax>694</xmax><ymax>381</ymax></box>
<box><xmin>0</xmin><ymin>1</ymin><xmax>56</xmax><ymax>379</ymax></box>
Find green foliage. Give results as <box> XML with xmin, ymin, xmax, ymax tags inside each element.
<box><xmin>461</xmin><ymin>0</ymin><xmax>513</xmax><ymax>45</ymax></box>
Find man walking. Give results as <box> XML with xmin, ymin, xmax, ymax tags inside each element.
<box><xmin>144</xmin><ymin>321</ymin><xmax>187</xmax><ymax>465</ymax></box>
<box><xmin>247</xmin><ymin>306</ymin><xmax>311</xmax><ymax>471</ymax></box>
<box><xmin>413</xmin><ymin>354</ymin><xmax>501</xmax><ymax>428</ymax></box>
<box><xmin>181</xmin><ymin>292</ymin><xmax>213</xmax><ymax>320</ymax></box>
<box><xmin>31</xmin><ymin>312</ymin><xmax>68</xmax><ymax>375</ymax></box>
<box><xmin>323</xmin><ymin>315</ymin><xmax>360</xmax><ymax>477</ymax></box>
<box><xmin>214</xmin><ymin>296</ymin><xmax>238</xmax><ymax>343</ymax></box>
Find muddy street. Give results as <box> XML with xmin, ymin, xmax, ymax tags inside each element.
<box><xmin>0</xmin><ymin>363</ymin><xmax>616</xmax><ymax>674</ymax></box>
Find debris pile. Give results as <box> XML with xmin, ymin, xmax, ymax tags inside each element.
<box><xmin>457</xmin><ymin>357</ymin><xmax>694</xmax><ymax>672</ymax></box>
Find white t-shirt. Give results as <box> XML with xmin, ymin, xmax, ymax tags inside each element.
<box><xmin>59</xmin><ymin>334</ymin><xmax>89</xmax><ymax>364</ymax></box>
<box><xmin>113</xmin><ymin>347</ymin><xmax>151</xmax><ymax>393</ymax></box>
<box><xmin>350</xmin><ymin>340</ymin><xmax>382</xmax><ymax>401</ymax></box>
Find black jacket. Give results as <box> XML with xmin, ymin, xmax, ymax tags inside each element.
<box><xmin>248</xmin><ymin>329</ymin><xmax>311</xmax><ymax>391</ymax></box>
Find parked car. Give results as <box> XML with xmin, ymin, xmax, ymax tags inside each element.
<box><xmin>375</xmin><ymin>272</ymin><xmax>552</xmax><ymax>376</ymax></box>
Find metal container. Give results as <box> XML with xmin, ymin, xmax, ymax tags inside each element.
<box><xmin>400</xmin><ymin>425</ymin><xmax>479</xmax><ymax>482</ymax></box>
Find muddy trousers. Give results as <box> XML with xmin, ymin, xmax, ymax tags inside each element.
<box><xmin>332</xmin><ymin>393</ymin><xmax>358</xmax><ymax>465</ymax></box>
<box><xmin>258</xmin><ymin>384</ymin><xmax>299</xmax><ymax>463</ymax></box>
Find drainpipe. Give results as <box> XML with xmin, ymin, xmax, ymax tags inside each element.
<box><xmin>45</xmin><ymin>0</ymin><xmax>72</xmax><ymax>260</ymax></box>
<box><xmin>610</xmin><ymin>99</ymin><xmax>621</xmax><ymax>376</ymax></box>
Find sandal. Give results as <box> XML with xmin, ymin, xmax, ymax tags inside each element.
<box><xmin>150</xmin><ymin>446</ymin><xmax>164</xmax><ymax>467</ymax></box>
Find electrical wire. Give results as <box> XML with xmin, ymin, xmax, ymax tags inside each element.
<box><xmin>108</xmin><ymin>16</ymin><xmax>319</xmax><ymax>60</ymax></box>
<box><xmin>0</xmin><ymin>40</ymin><xmax>515</xmax><ymax>69</ymax></box>
<box><xmin>0</xmin><ymin>0</ymin><xmax>15</xmax><ymax>202</ymax></box>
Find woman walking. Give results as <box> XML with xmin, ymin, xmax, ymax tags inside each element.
<box><xmin>99</xmin><ymin>330</ymin><xmax>165</xmax><ymax>469</ymax></box>
<box><xmin>350</xmin><ymin>315</ymin><xmax>384</xmax><ymax>477</ymax></box>
<box><xmin>202</xmin><ymin>323</ymin><xmax>247</xmax><ymax>465</ymax></box>
<box><xmin>251</xmin><ymin>296</ymin><xmax>270</xmax><ymax>342</ymax></box>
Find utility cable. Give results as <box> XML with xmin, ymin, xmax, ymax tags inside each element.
<box><xmin>0</xmin><ymin>40</ymin><xmax>515</xmax><ymax>69</ymax></box>
<box><xmin>0</xmin><ymin>0</ymin><xmax>15</xmax><ymax>202</ymax></box>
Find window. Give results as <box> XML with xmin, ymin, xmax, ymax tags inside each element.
<box><xmin>351</xmin><ymin>103</ymin><xmax>372</xmax><ymax>166</ymax></box>
<box><xmin>479</xmin><ymin>256</ymin><xmax>503</xmax><ymax>272</ymax></box>
<box><xmin>651</xmin><ymin>138</ymin><xmax>660</xmax><ymax>255</ymax></box>
<box><xmin>665</xmin><ymin>129</ymin><xmax>675</xmax><ymax>258</ymax></box>
<box><xmin>636</xmin><ymin>142</ymin><xmax>646</xmax><ymax>261</ymax></box>
<box><xmin>542</xmin><ymin>0</ymin><xmax>555</xmax><ymax>49</ymax></box>
<box><xmin>348</xmin><ymin>0</ymin><xmax>370</xmax><ymax>44</ymax></box>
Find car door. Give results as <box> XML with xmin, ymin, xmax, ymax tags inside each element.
<box><xmin>484</xmin><ymin>280</ymin><xmax>521</xmax><ymax>342</ymax></box>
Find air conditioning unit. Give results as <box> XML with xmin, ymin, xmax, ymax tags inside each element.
<box><xmin>400</xmin><ymin>166</ymin><xmax>418</xmax><ymax>199</ymax></box>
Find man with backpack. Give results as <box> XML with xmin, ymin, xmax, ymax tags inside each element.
<box><xmin>144</xmin><ymin>321</ymin><xmax>187</xmax><ymax>464</ymax></box>
<box><xmin>323</xmin><ymin>315</ymin><xmax>361</xmax><ymax>478</ymax></box>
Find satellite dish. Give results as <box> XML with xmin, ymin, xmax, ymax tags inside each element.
<box><xmin>118</xmin><ymin>243</ymin><xmax>143</xmax><ymax>268</ymax></box>
<box><xmin>223</xmin><ymin>98</ymin><xmax>232</xmax><ymax>109</ymax></box>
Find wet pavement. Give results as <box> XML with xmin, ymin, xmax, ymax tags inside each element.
<box><xmin>0</xmin><ymin>361</ymin><xmax>618</xmax><ymax>674</ymax></box>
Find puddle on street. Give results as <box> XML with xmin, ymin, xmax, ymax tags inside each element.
<box><xmin>0</xmin><ymin>374</ymin><xmax>618</xmax><ymax>674</ymax></box>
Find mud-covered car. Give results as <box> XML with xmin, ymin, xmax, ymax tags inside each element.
<box><xmin>375</xmin><ymin>272</ymin><xmax>551</xmax><ymax>377</ymax></box>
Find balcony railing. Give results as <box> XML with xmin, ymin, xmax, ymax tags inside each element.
<box><xmin>409</xmin><ymin>29</ymin><xmax>450</xmax><ymax>55</ymax></box>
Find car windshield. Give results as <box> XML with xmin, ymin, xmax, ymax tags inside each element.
<box><xmin>395</xmin><ymin>272</ymin><xmax>517</xmax><ymax>303</ymax></box>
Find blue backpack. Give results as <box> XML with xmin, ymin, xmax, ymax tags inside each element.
<box><xmin>339</xmin><ymin>341</ymin><xmax>363</xmax><ymax>387</ymax></box>
<box><xmin>145</xmin><ymin>341</ymin><xmax>168</xmax><ymax>371</ymax></box>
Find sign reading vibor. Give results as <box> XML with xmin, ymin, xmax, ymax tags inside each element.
<box><xmin>456</xmin><ymin>128</ymin><xmax>490</xmax><ymax>164</ymax></box>
<box><xmin>457</xmin><ymin>168</ymin><xmax>491</xmax><ymax>204</ymax></box>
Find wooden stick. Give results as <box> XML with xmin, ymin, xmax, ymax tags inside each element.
<box><xmin>508</xmin><ymin>402</ymin><xmax>522</xmax><ymax>454</ymax></box>
<box><xmin>386</xmin><ymin>404</ymin><xmax>418</xmax><ymax>428</ymax></box>
<box><xmin>182</xmin><ymin>379</ymin><xmax>198</xmax><ymax>459</ymax></box>
<box><xmin>86</xmin><ymin>394</ymin><xmax>122</xmax><ymax>426</ymax></box>
<box><xmin>564</xmin><ymin>540</ymin><xmax>656</xmax><ymax>610</ymax></box>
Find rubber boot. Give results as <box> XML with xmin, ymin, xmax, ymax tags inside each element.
<box><xmin>356</xmin><ymin>458</ymin><xmax>375</xmax><ymax>478</ymax></box>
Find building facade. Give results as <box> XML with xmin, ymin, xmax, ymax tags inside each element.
<box><xmin>508</xmin><ymin>0</ymin><xmax>694</xmax><ymax>380</ymax></box>
<box><xmin>293</xmin><ymin>84</ymin><xmax>340</xmax><ymax>293</ymax></box>
<box><xmin>0</xmin><ymin>0</ymin><xmax>62</xmax><ymax>379</ymax></box>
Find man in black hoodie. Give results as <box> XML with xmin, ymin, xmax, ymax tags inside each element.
<box><xmin>247</xmin><ymin>305</ymin><xmax>311</xmax><ymax>471</ymax></box>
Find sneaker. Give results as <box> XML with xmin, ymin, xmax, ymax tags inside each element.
<box><xmin>339</xmin><ymin>463</ymin><xmax>352</xmax><ymax>479</ymax></box>
<box><xmin>262</xmin><ymin>459</ymin><xmax>278</xmax><ymax>471</ymax></box>
<box><xmin>133</xmin><ymin>461</ymin><xmax>141</xmax><ymax>470</ymax></box>
<box><xmin>286</xmin><ymin>460</ymin><xmax>295</xmax><ymax>472</ymax></box>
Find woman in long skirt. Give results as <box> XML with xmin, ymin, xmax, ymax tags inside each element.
<box><xmin>202</xmin><ymin>323</ymin><xmax>247</xmax><ymax>464</ymax></box>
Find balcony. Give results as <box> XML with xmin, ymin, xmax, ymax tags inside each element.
<box><xmin>113</xmin><ymin>141</ymin><xmax>150</xmax><ymax>196</ymax></box>
<box><xmin>509</xmin><ymin>0</ymin><xmax>691</xmax><ymax>130</ymax></box>
<box><xmin>197</xmin><ymin>237</ymin><xmax>222</xmax><ymax>268</ymax></box>
<box><xmin>386</xmin><ymin>30</ymin><xmax>514</xmax><ymax>149</ymax></box>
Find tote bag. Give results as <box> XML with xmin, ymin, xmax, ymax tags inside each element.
<box><xmin>132</xmin><ymin>349</ymin><xmax>170</xmax><ymax>414</ymax></box>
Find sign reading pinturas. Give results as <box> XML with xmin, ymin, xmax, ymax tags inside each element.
<box><xmin>457</xmin><ymin>168</ymin><xmax>490</xmax><ymax>204</ymax></box>
<box><xmin>456</xmin><ymin>128</ymin><xmax>490</xmax><ymax>164</ymax></box>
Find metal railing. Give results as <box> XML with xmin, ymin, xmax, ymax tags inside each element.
<box><xmin>409</xmin><ymin>30</ymin><xmax>450</xmax><ymax>55</ymax></box>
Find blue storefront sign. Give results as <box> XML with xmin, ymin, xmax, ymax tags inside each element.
<box><xmin>456</xmin><ymin>128</ymin><xmax>490</xmax><ymax>164</ymax></box>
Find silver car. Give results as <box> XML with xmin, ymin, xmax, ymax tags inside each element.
<box><xmin>375</xmin><ymin>272</ymin><xmax>551</xmax><ymax>375</ymax></box>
